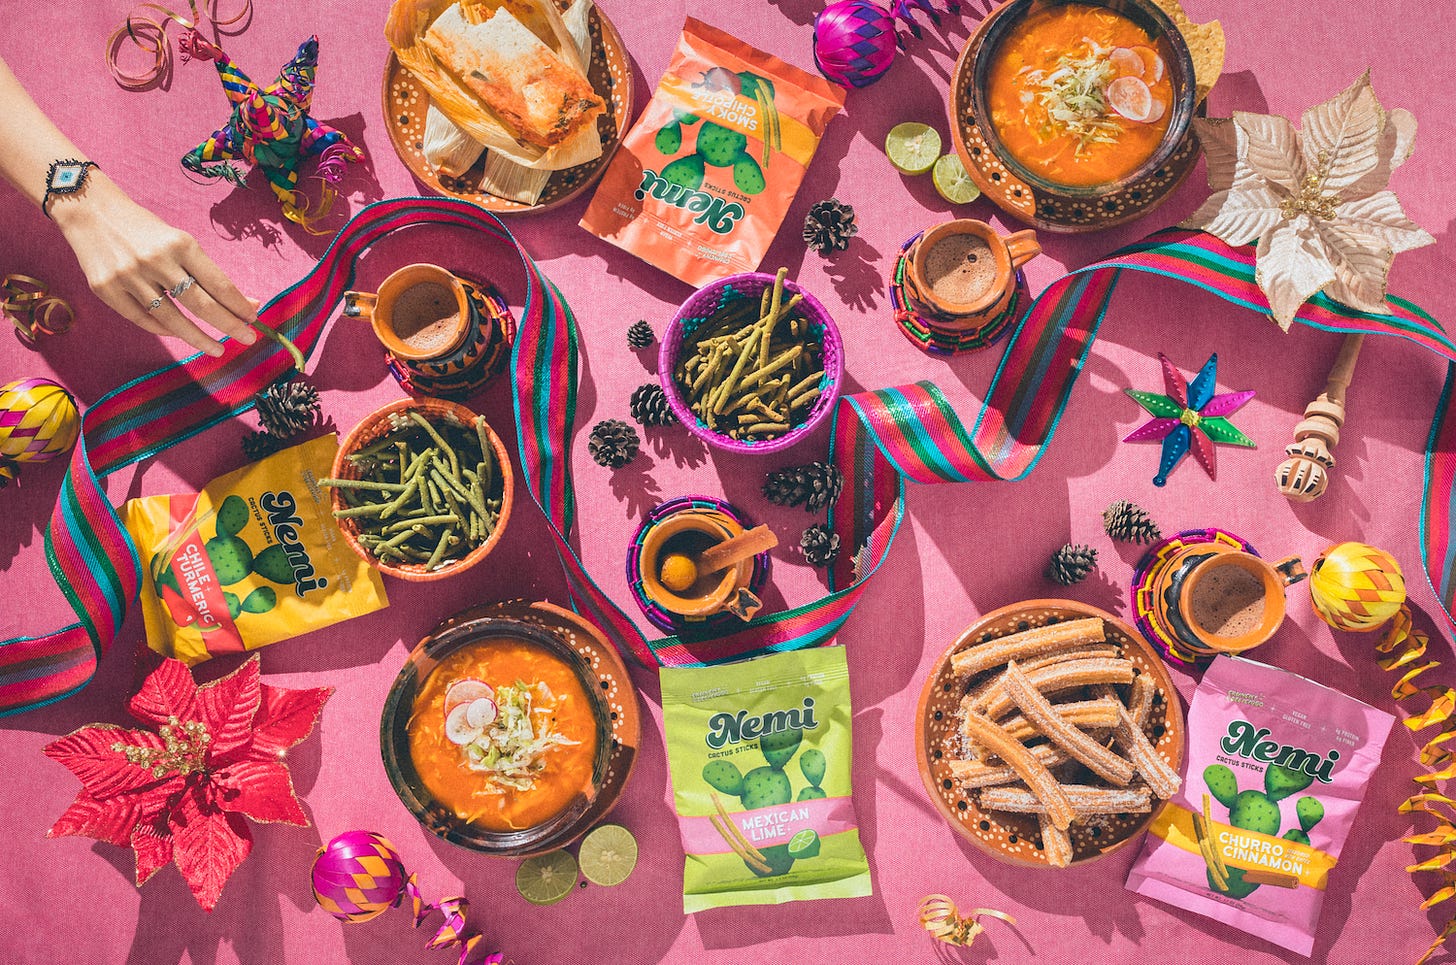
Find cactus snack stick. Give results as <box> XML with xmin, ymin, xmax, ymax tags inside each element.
<box><xmin>579</xmin><ymin>17</ymin><xmax>844</xmax><ymax>288</ymax></box>
<box><xmin>125</xmin><ymin>436</ymin><xmax>388</xmax><ymax>664</ymax></box>
<box><xmin>660</xmin><ymin>646</ymin><xmax>872</xmax><ymax>912</ymax></box>
<box><xmin>1126</xmin><ymin>655</ymin><xmax>1394</xmax><ymax>956</ymax></box>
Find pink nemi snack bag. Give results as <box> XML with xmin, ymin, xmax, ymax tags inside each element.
<box><xmin>1127</xmin><ymin>655</ymin><xmax>1394</xmax><ymax>956</ymax></box>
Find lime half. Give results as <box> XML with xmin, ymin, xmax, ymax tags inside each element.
<box><xmin>578</xmin><ymin>823</ymin><xmax>638</xmax><ymax>887</ymax></box>
<box><xmin>787</xmin><ymin>828</ymin><xmax>821</xmax><ymax>859</ymax></box>
<box><xmin>516</xmin><ymin>850</ymin><xmax>578</xmax><ymax>905</ymax></box>
<box><xmin>933</xmin><ymin>154</ymin><xmax>981</xmax><ymax>204</ymax></box>
<box><xmin>886</xmin><ymin>122</ymin><xmax>942</xmax><ymax>175</ymax></box>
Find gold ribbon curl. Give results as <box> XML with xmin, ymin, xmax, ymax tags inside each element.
<box><xmin>105</xmin><ymin>0</ymin><xmax>252</xmax><ymax>91</ymax></box>
<box><xmin>917</xmin><ymin>894</ymin><xmax>1016</xmax><ymax>948</ymax></box>
<box><xmin>2</xmin><ymin>275</ymin><xmax>72</xmax><ymax>340</ymax></box>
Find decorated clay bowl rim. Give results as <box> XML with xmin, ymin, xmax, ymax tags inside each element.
<box><xmin>965</xmin><ymin>0</ymin><xmax>1198</xmax><ymax>200</ymax></box>
<box><xmin>914</xmin><ymin>598</ymin><xmax>1187</xmax><ymax>868</ymax></box>
<box><xmin>379</xmin><ymin>614</ymin><xmax>614</xmax><ymax>856</ymax></box>
<box><xmin>659</xmin><ymin>272</ymin><xmax>844</xmax><ymax>456</ymax></box>
<box><xmin>330</xmin><ymin>398</ymin><xmax>514</xmax><ymax>583</ymax></box>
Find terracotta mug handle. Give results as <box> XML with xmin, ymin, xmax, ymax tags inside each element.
<box><xmin>342</xmin><ymin>290</ymin><xmax>378</xmax><ymax>322</ymax></box>
<box><xmin>1274</xmin><ymin>556</ymin><xmax>1307</xmax><ymax>586</ymax></box>
<box><xmin>1003</xmin><ymin>230</ymin><xmax>1041</xmax><ymax>271</ymax></box>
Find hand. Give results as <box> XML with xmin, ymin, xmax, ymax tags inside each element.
<box><xmin>52</xmin><ymin>173</ymin><xmax>257</xmax><ymax>357</ymax></box>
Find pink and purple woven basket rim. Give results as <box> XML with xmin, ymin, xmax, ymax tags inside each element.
<box><xmin>658</xmin><ymin>272</ymin><xmax>844</xmax><ymax>455</ymax></box>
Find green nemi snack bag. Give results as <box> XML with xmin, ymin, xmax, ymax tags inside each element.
<box><xmin>660</xmin><ymin>646</ymin><xmax>871</xmax><ymax>912</ymax></box>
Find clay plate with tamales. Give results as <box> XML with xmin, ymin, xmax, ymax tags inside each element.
<box><xmin>915</xmin><ymin>600</ymin><xmax>1186</xmax><ymax>867</ymax></box>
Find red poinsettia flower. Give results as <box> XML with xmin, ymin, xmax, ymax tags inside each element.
<box><xmin>43</xmin><ymin>655</ymin><xmax>332</xmax><ymax>911</ymax></box>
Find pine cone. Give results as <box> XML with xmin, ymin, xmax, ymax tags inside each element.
<box><xmin>801</xmin><ymin>523</ymin><xmax>841</xmax><ymax>568</ymax></box>
<box><xmin>1046</xmin><ymin>543</ymin><xmax>1098</xmax><ymax>585</ymax></box>
<box><xmin>255</xmin><ymin>378</ymin><xmax>320</xmax><ymax>440</ymax></box>
<box><xmin>242</xmin><ymin>430</ymin><xmax>284</xmax><ymax>463</ymax></box>
<box><xmin>802</xmin><ymin>198</ymin><xmax>858</xmax><ymax>255</ymax></box>
<box><xmin>588</xmin><ymin>419</ymin><xmax>639</xmax><ymax>468</ymax></box>
<box><xmin>626</xmin><ymin>319</ymin><xmax>656</xmax><ymax>349</ymax></box>
<box><xmin>1102</xmin><ymin>500</ymin><xmax>1161</xmax><ymax>544</ymax></box>
<box><xmin>629</xmin><ymin>383</ymin><xmax>678</xmax><ymax>428</ymax></box>
<box><xmin>763</xmin><ymin>462</ymin><xmax>844</xmax><ymax>513</ymax></box>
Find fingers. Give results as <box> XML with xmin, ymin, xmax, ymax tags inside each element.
<box><xmin>176</xmin><ymin>278</ymin><xmax>257</xmax><ymax>346</ymax></box>
<box><xmin>179</xmin><ymin>240</ymin><xmax>258</xmax><ymax>343</ymax></box>
<box><xmin>125</xmin><ymin>279</ymin><xmax>225</xmax><ymax>357</ymax></box>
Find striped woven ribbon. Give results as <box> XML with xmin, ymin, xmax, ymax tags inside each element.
<box><xmin>3</xmin><ymin>202</ymin><xmax>1451</xmax><ymax>714</ymax></box>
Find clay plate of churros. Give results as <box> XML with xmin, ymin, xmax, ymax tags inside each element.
<box><xmin>915</xmin><ymin>600</ymin><xmax>1186</xmax><ymax>867</ymax></box>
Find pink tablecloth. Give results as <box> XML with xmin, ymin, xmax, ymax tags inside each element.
<box><xmin>1</xmin><ymin>1</ymin><xmax>1452</xmax><ymax>962</ymax></box>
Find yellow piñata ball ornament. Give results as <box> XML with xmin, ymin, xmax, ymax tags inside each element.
<box><xmin>0</xmin><ymin>378</ymin><xmax>80</xmax><ymax>488</ymax></box>
<box><xmin>1308</xmin><ymin>542</ymin><xmax>1406</xmax><ymax>631</ymax></box>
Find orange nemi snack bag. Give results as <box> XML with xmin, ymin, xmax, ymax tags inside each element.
<box><xmin>580</xmin><ymin>18</ymin><xmax>844</xmax><ymax>286</ymax></box>
<box><xmin>125</xmin><ymin>436</ymin><xmax>388</xmax><ymax>665</ymax></box>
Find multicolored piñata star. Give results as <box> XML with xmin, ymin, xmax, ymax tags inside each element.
<box><xmin>181</xmin><ymin>35</ymin><xmax>364</xmax><ymax>231</ymax></box>
<box><xmin>1124</xmin><ymin>353</ymin><xmax>1255</xmax><ymax>486</ymax></box>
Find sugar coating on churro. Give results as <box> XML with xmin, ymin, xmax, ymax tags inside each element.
<box><xmin>999</xmin><ymin>696</ymin><xmax>1122</xmax><ymax>744</ymax></box>
<box><xmin>964</xmin><ymin>646</ymin><xmax>1121</xmax><ymax>711</ymax></box>
<box><xmin>1002</xmin><ymin>662</ymin><xmax>1136</xmax><ymax>786</ymax></box>
<box><xmin>973</xmin><ymin>656</ymin><xmax>1137</xmax><ymax>721</ymax></box>
<box><xmin>978</xmin><ymin>784</ymin><xmax>1153</xmax><ymax>815</ymax></box>
<box><xmin>1112</xmin><ymin>703</ymin><xmax>1182</xmax><ymax>799</ymax></box>
<box><xmin>1129</xmin><ymin>673</ymin><xmax>1158</xmax><ymax>729</ymax></box>
<box><xmin>948</xmin><ymin>743</ymin><xmax>1069</xmax><ymax>788</ymax></box>
<box><xmin>951</xmin><ymin>617</ymin><xmax>1107</xmax><ymax>678</ymax></box>
<box><xmin>1039</xmin><ymin>813</ymin><xmax>1074</xmax><ymax>868</ymax></box>
<box><xmin>962</xmin><ymin>710</ymin><xmax>1077</xmax><ymax>831</ymax></box>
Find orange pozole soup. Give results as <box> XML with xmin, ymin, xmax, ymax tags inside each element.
<box><xmin>408</xmin><ymin>636</ymin><xmax>600</xmax><ymax>833</ymax></box>
<box><xmin>987</xmin><ymin>3</ymin><xmax>1176</xmax><ymax>187</ymax></box>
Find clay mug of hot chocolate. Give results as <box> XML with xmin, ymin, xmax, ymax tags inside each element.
<box><xmin>1176</xmin><ymin>552</ymin><xmax>1306</xmax><ymax>655</ymax></box>
<box><xmin>905</xmin><ymin>219</ymin><xmax>1041</xmax><ymax>329</ymax></box>
<box><xmin>343</xmin><ymin>264</ymin><xmax>480</xmax><ymax>363</ymax></box>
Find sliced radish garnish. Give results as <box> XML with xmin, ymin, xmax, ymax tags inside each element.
<box><xmin>1108</xmin><ymin>47</ymin><xmax>1144</xmax><ymax>77</ymax></box>
<box><xmin>465</xmin><ymin>697</ymin><xmax>498</xmax><ymax>729</ymax></box>
<box><xmin>444</xmin><ymin>679</ymin><xmax>494</xmax><ymax>715</ymax></box>
<box><xmin>1144</xmin><ymin>97</ymin><xmax>1167</xmax><ymax>124</ymax></box>
<box><xmin>1132</xmin><ymin>45</ymin><xmax>1165</xmax><ymax>83</ymax></box>
<box><xmin>445</xmin><ymin>702</ymin><xmax>484</xmax><ymax>745</ymax></box>
<box><xmin>1106</xmin><ymin>76</ymin><xmax>1156</xmax><ymax>123</ymax></box>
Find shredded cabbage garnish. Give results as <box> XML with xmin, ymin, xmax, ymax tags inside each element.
<box><xmin>461</xmin><ymin>681</ymin><xmax>579</xmax><ymax>791</ymax></box>
<box><xmin>1019</xmin><ymin>37</ymin><xmax>1123</xmax><ymax>152</ymax></box>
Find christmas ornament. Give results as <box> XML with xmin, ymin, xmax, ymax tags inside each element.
<box><xmin>801</xmin><ymin>523</ymin><xmax>840</xmax><ymax>568</ymax></box>
<box><xmin>629</xmin><ymin>383</ymin><xmax>677</xmax><ymax>428</ymax></box>
<box><xmin>802</xmin><ymin>198</ymin><xmax>858</xmax><ymax>254</ymax></box>
<box><xmin>43</xmin><ymin>655</ymin><xmax>331</xmax><ymax>910</ymax></box>
<box><xmin>312</xmin><ymin>830</ymin><xmax>503</xmax><ymax>965</ymax></box>
<box><xmin>1125</xmin><ymin>353</ymin><xmax>1255</xmax><ymax>486</ymax></box>
<box><xmin>1309</xmin><ymin>542</ymin><xmax>1406</xmax><ymax>632</ymax></box>
<box><xmin>626</xmin><ymin>319</ymin><xmax>656</xmax><ymax>350</ymax></box>
<box><xmin>1047</xmin><ymin>544</ymin><xmax>1097</xmax><ymax>585</ymax></box>
<box><xmin>255</xmin><ymin>378</ymin><xmax>320</xmax><ymax>439</ymax></box>
<box><xmin>812</xmin><ymin>0</ymin><xmax>961</xmax><ymax>90</ymax></box>
<box><xmin>763</xmin><ymin>462</ymin><xmax>844</xmax><ymax>513</ymax></box>
<box><xmin>1182</xmin><ymin>73</ymin><xmax>1434</xmax><ymax>330</ymax></box>
<box><xmin>0</xmin><ymin>378</ymin><xmax>80</xmax><ymax>489</ymax></box>
<box><xmin>182</xmin><ymin>35</ymin><xmax>365</xmax><ymax>232</ymax></box>
<box><xmin>588</xmin><ymin>419</ymin><xmax>639</xmax><ymax>468</ymax></box>
<box><xmin>1102</xmin><ymin>500</ymin><xmax>1161</xmax><ymax>544</ymax></box>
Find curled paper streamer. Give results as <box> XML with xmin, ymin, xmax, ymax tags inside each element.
<box><xmin>105</xmin><ymin>0</ymin><xmax>252</xmax><ymax>91</ymax></box>
<box><xmin>917</xmin><ymin>893</ymin><xmax>1016</xmax><ymax>948</ymax></box>
<box><xmin>1377</xmin><ymin>607</ymin><xmax>1456</xmax><ymax>965</ymax></box>
<box><xmin>2</xmin><ymin>275</ymin><xmax>72</xmax><ymax>340</ymax></box>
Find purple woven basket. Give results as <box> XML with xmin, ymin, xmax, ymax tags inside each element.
<box><xmin>658</xmin><ymin>272</ymin><xmax>844</xmax><ymax>455</ymax></box>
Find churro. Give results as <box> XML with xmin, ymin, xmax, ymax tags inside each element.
<box><xmin>978</xmin><ymin>784</ymin><xmax>1153</xmax><ymax>815</ymax></box>
<box><xmin>1112</xmin><ymin>703</ymin><xmax>1182</xmax><ymax>798</ymax></box>
<box><xmin>1002</xmin><ymin>663</ymin><xmax>1135</xmax><ymax>785</ymax></box>
<box><xmin>1190</xmin><ymin>807</ymin><xmax>1229</xmax><ymax>892</ymax></box>
<box><xmin>1129</xmin><ymin>672</ymin><xmax>1158</xmax><ymax>729</ymax></box>
<box><xmin>999</xmin><ymin>696</ymin><xmax>1121</xmax><ymax>744</ymax></box>
<box><xmin>951</xmin><ymin>617</ymin><xmax>1107</xmax><ymax>677</ymax></box>
<box><xmin>965</xmin><ymin>646</ymin><xmax>1121</xmax><ymax>710</ymax></box>
<box><xmin>1039</xmin><ymin>813</ymin><xmax>1074</xmax><ymax>868</ymax></box>
<box><xmin>961</xmin><ymin>710</ymin><xmax>1076</xmax><ymax>830</ymax></box>
<box><xmin>948</xmin><ymin>744</ymin><xmax>1069</xmax><ymax>788</ymax></box>
<box><xmin>1240</xmin><ymin>869</ymin><xmax>1300</xmax><ymax>888</ymax></box>
<box><xmin>970</xmin><ymin>657</ymin><xmax>1137</xmax><ymax>721</ymax></box>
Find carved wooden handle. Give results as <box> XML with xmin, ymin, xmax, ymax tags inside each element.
<box><xmin>1275</xmin><ymin>333</ymin><xmax>1364</xmax><ymax>502</ymax></box>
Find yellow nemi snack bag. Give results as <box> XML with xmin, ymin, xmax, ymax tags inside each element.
<box><xmin>125</xmin><ymin>436</ymin><xmax>388</xmax><ymax>664</ymax></box>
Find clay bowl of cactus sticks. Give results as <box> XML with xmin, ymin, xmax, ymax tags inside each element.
<box><xmin>660</xmin><ymin>268</ymin><xmax>843</xmax><ymax>455</ymax></box>
<box><xmin>325</xmin><ymin>398</ymin><xmax>513</xmax><ymax>582</ymax></box>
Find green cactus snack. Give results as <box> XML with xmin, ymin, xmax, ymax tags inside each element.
<box><xmin>123</xmin><ymin>436</ymin><xmax>388</xmax><ymax>665</ymax></box>
<box><xmin>1128</xmin><ymin>656</ymin><xmax>1396</xmax><ymax>957</ymax></box>
<box><xmin>660</xmin><ymin>646</ymin><xmax>870</xmax><ymax>912</ymax></box>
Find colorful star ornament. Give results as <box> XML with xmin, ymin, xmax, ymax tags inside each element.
<box><xmin>42</xmin><ymin>655</ymin><xmax>331</xmax><ymax>911</ymax></box>
<box><xmin>1124</xmin><ymin>353</ymin><xmax>1255</xmax><ymax>486</ymax></box>
<box><xmin>181</xmin><ymin>35</ymin><xmax>365</xmax><ymax>232</ymax></box>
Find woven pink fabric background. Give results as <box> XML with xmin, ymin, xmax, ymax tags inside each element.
<box><xmin>1</xmin><ymin>1</ymin><xmax>1452</xmax><ymax>962</ymax></box>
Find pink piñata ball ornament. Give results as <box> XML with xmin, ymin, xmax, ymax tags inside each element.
<box><xmin>311</xmin><ymin>831</ymin><xmax>408</xmax><ymax>923</ymax></box>
<box><xmin>813</xmin><ymin>0</ymin><xmax>897</xmax><ymax>88</ymax></box>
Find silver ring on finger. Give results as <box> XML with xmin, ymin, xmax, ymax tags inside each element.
<box><xmin>146</xmin><ymin>291</ymin><xmax>167</xmax><ymax>312</ymax></box>
<box><xmin>169</xmin><ymin>274</ymin><xmax>197</xmax><ymax>299</ymax></box>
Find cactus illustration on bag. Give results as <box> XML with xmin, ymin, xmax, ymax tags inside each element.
<box><xmin>644</xmin><ymin>69</ymin><xmax>776</xmax><ymax>197</ymax></box>
<box><xmin>701</xmin><ymin>722</ymin><xmax>826</xmax><ymax>878</ymax></box>
<box><xmin>1201</xmin><ymin>766</ymin><xmax>1327</xmax><ymax>899</ymax></box>
<box><xmin>149</xmin><ymin>492</ymin><xmax>283</xmax><ymax>634</ymax></box>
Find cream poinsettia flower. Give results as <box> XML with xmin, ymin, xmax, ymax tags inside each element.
<box><xmin>1182</xmin><ymin>72</ymin><xmax>1434</xmax><ymax>330</ymax></box>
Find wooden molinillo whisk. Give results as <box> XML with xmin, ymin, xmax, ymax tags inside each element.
<box><xmin>1275</xmin><ymin>333</ymin><xmax>1364</xmax><ymax>502</ymax></box>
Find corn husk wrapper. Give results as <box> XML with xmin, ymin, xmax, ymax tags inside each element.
<box><xmin>423</xmin><ymin>104</ymin><xmax>486</xmax><ymax>177</ymax></box>
<box><xmin>386</xmin><ymin>0</ymin><xmax>602</xmax><ymax>171</ymax></box>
